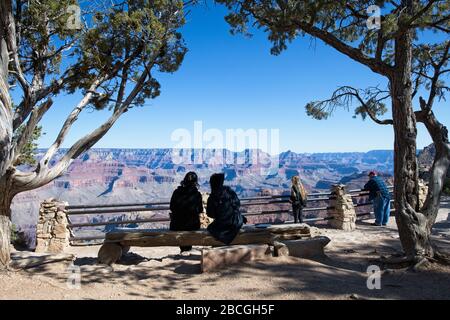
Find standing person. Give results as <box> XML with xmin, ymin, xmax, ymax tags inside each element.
<box><xmin>206</xmin><ymin>173</ymin><xmax>247</xmax><ymax>245</ymax></box>
<box><xmin>289</xmin><ymin>176</ymin><xmax>307</xmax><ymax>223</ymax></box>
<box><xmin>363</xmin><ymin>171</ymin><xmax>391</xmax><ymax>226</ymax></box>
<box><xmin>169</xmin><ymin>172</ymin><xmax>203</xmax><ymax>254</ymax></box>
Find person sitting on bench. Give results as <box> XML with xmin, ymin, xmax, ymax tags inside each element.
<box><xmin>206</xmin><ymin>173</ymin><xmax>247</xmax><ymax>245</ymax></box>
<box><xmin>170</xmin><ymin>172</ymin><xmax>204</xmax><ymax>254</ymax></box>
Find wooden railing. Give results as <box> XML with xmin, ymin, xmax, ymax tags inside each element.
<box><xmin>66</xmin><ymin>187</ymin><xmax>394</xmax><ymax>244</ymax></box>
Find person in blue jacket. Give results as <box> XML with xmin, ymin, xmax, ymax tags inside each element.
<box><xmin>363</xmin><ymin>171</ymin><xmax>391</xmax><ymax>226</ymax></box>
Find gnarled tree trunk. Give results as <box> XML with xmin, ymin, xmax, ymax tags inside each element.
<box><xmin>0</xmin><ymin>183</ymin><xmax>13</xmax><ymax>269</ymax></box>
<box><xmin>0</xmin><ymin>216</ymin><xmax>11</xmax><ymax>269</ymax></box>
<box><xmin>423</xmin><ymin>143</ymin><xmax>450</xmax><ymax>232</ymax></box>
<box><xmin>0</xmin><ymin>0</ymin><xmax>13</xmax><ymax>175</ymax></box>
<box><xmin>391</xmin><ymin>22</ymin><xmax>433</xmax><ymax>259</ymax></box>
<box><xmin>0</xmin><ymin>206</ymin><xmax>12</xmax><ymax>269</ymax></box>
<box><xmin>416</xmin><ymin>105</ymin><xmax>450</xmax><ymax>237</ymax></box>
<box><xmin>0</xmin><ymin>0</ymin><xmax>14</xmax><ymax>270</ymax></box>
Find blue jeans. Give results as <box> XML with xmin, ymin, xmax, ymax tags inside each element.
<box><xmin>373</xmin><ymin>195</ymin><xmax>390</xmax><ymax>225</ymax></box>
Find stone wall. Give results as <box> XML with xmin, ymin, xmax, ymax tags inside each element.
<box><xmin>35</xmin><ymin>199</ymin><xmax>70</xmax><ymax>253</ymax></box>
<box><xmin>327</xmin><ymin>184</ymin><xmax>356</xmax><ymax>231</ymax></box>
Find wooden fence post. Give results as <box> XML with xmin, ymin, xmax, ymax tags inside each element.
<box><xmin>327</xmin><ymin>184</ymin><xmax>356</xmax><ymax>231</ymax></box>
<box><xmin>35</xmin><ymin>199</ymin><xmax>71</xmax><ymax>253</ymax></box>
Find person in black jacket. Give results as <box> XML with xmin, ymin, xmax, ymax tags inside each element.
<box><xmin>170</xmin><ymin>172</ymin><xmax>203</xmax><ymax>253</ymax></box>
<box><xmin>206</xmin><ymin>173</ymin><xmax>247</xmax><ymax>245</ymax></box>
<box><xmin>289</xmin><ymin>176</ymin><xmax>307</xmax><ymax>223</ymax></box>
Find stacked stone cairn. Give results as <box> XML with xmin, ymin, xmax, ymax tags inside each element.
<box><xmin>35</xmin><ymin>198</ymin><xmax>71</xmax><ymax>253</ymax></box>
<box><xmin>327</xmin><ymin>184</ymin><xmax>356</xmax><ymax>231</ymax></box>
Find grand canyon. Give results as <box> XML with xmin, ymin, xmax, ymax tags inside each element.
<box><xmin>11</xmin><ymin>148</ymin><xmax>396</xmax><ymax>246</ymax></box>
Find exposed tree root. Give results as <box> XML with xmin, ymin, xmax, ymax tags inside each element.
<box><xmin>379</xmin><ymin>254</ymin><xmax>432</xmax><ymax>270</ymax></box>
<box><xmin>379</xmin><ymin>250</ymin><xmax>450</xmax><ymax>271</ymax></box>
<box><xmin>411</xmin><ymin>257</ymin><xmax>432</xmax><ymax>272</ymax></box>
<box><xmin>379</xmin><ymin>254</ymin><xmax>416</xmax><ymax>269</ymax></box>
<box><xmin>433</xmin><ymin>250</ymin><xmax>450</xmax><ymax>266</ymax></box>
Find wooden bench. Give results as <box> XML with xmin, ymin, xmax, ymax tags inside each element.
<box><xmin>97</xmin><ymin>224</ymin><xmax>330</xmax><ymax>268</ymax></box>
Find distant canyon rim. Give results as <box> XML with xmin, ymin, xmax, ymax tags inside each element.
<box><xmin>9</xmin><ymin>147</ymin><xmax>399</xmax><ymax>247</ymax></box>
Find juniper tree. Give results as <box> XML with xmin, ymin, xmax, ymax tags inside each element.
<box><xmin>217</xmin><ymin>0</ymin><xmax>450</xmax><ymax>263</ymax></box>
<box><xmin>0</xmin><ymin>0</ymin><xmax>188</xmax><ymax>268</ymax></box>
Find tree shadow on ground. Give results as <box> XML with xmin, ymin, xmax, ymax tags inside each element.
<box><xmin>431</xmin><ymin>213</ymin><xmax>450</xmax><ymax>253</ymax></box>
<box><xmin>433</xmin><ymin>216</ymin><xmax>450</xmax><ymax>234</ymax></box>
<box><xmin>16</xmin><ymin>245</ymin><xmax>450</xmax><ymax>300</ymax></box>
<box><xmin>216</xmin><ymin>253</ymin><xmax>450</xmax><ymax>299</ymax></box>
<box><xmin>19</xmin><ymin>249</ymin><xmax>206</xmax><ymax>299</ymax></box>
<box><xmin>320</xmin><ymin>237</ymin><xmax>403</xmax><ymax>272</ymax></box>
<box><xmin>74</xmin><ymin>253</ymin><xmax>157</xmax><ymax>267</ymax></box>
<box><xmin>173</xmin><ymin>262</ymin><xmax>201</xmax><ymax>275</ymax></box>
<box><xmin>439</xmin><ymin>197</ymin><xmax>450</xmax><ymax>209</ymax></box>
<box><xmin>13</xmin><ymin>211</ymin><xmax>450</xmax><ymax>300</ymax></box>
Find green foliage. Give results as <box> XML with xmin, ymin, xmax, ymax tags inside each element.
<box><xmin>64</xmin><ymin>0</ymin><xmax>187</xmax><ymax>110</ymax></box>
<box><xmin>15</xmin><ymin>0</ymin><xmax>187</xmax><ymax>110</ymax></box>
<box><xmin>10</xmin><ymin>224</ymin><xmax>18</xmax><ymax>243</ymax></box>
<box><xmin>19</xmin><ymin>0</ymin><xmax>81</xmax><ymax>77</ymax></box>
<box><xmin>444</xmin><ymin>178</ymin><xmax>450</xmax><ymax>196</ymax></box>
<box><xmin>413</xmin><ymin>42</ymin><xmax>450</xmax><ymax>102</ymax></box>
<box><xmin>305</xmin><ymin>101</ymin><xmax>331</xmax><ymax>120</ymax></box>
<box><xmin>305</xmin><ymin>86</ymin><xmax>389</xmax><ymax>121</ymax></box>
<box><xmin>2</xmin><ymin>1</ymin><xmax>189</xmax><ymax>214</ymax></box>
<box><xmin>353</xmin><ymin>100</ymin><xmax>388</xmax><ymax>121</ymax></box>
<box><xmin>10</xmin><ymin>224</ymin><xmax>28</xmax><ymax>248</ymax></box>
<box><xmin>216</xmin><ymin>0</ymin><xmax>449</xmax><ymax>119</ymax></box>
<box><xmin>218</xmin><ymin>1</ymin><xmax>397</xmax><ymax>57</ymax></box>
<box><xmin>13</xmin><ymin>125</ymin><xmax>44</xmax><ymax>166</ymax></box>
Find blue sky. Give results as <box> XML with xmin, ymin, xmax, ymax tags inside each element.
<box><xmin>36</xmin><ymin>4</ymin><xmax>449</xmax><ymax>153</ymax></box>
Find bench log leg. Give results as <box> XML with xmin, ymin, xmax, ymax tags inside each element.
<box><xmin>273</xmin><ymin>241</ymin><xmax>289</xmax><ymax>257</ymax></box>
<box><xmin>98</xmin><ymin>243</ymin><xmax>123</xmax><ymax>265</ymax></box>
<box><xmin>280</xmin><ymin>236</ymin><xmax>331</xmax><ymax>259</ymax></box>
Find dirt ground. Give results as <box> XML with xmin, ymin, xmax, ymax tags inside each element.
<box><xmin>1</xmin><ymin>199</ymin><xmax>450</xmax><ymax>300</ymax></box>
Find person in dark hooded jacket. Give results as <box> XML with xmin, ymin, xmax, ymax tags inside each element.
<box><xmin>206</xmin><ymin>173</ymin><xmax>247</xmax><ymax>245</ymax></box>
<box><xmin>170</xmin><ymin>172</ymin><xmax>203</xmax><ymax>253</ymax></box>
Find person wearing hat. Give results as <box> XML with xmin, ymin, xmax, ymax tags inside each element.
<box><xmin>363</xmin><ymin>171</ymin><xmax>391</xmax><ymax>226</ymax></box>
<box><xmin>170</xmin><ymin>172</ymin><xmax>204</xmax><ymax>254</ymax></box>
